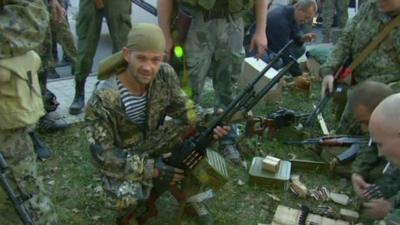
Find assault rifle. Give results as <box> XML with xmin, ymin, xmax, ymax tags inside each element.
<box><xmin>132</xmin><ymin>0</ymin><xmax>157</xmax><ymax>16</ymax></box>
<box><xmin>0</xmin><ymin>152</ymin><xmax>35</xmax><ymax>225</ymax></box>
<box><xmin>245</xmin><ymin>108</ymin><xmax>309</xmax><ymax>138</ymax></box>
<box><xmin>168</xmin><ymin>40</ymin><xmax>298</xmax><ymax>170</ymax></box>
<box><xmin>285</xmin><ymin>136</ymin><xmax>368</xmax><ymax>164</ymax></box>
<box><xmin>304</xmin><ymin>56</ymin><xmax>352</xmax><ymax>128</ymax></box>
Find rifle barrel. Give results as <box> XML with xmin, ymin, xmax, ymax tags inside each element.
<box><xmin>132</xmin><ymin>0</ymin><xmax>157</xmax><ymax>16</ymax></box>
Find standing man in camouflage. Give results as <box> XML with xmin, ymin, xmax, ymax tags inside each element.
<box><xmin>158</xmin><ymin>0</ymin><xmax>269</xmax><ymax>163</ymax></box>
<box><xmin>0</xmin><ymin>0</ymin><xmax>59</xmax><ymax>224</ymax></box>
<box><xmin>49</xmin><ymin>0</ymin><xmax>77</xmax><ymax>76</ymax></box>
<box><xmin>320</xmin><ymin>0</ymin><xmax>349</xmax><ymax>42</ymax></box>
<box><xmin>320</xmin><ymin>0</ymin><xmax>400</xmax><ymax>132</ymax></box>
<box><xmin>85</xmin><ymin>23</ymin><xmax>229</xmax><ymax>225</ymax></box>
<box><xmin>369</xmin><ymin>93</ymin><xmax>400</xmax><ymax>223</ymax></box>
<box><xmin>69</xmin><ymin>0</ymin><xmax>132</xmax><ymax>115</ymax></box>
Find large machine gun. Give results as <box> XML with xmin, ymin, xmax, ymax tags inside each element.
<box><xmin>168</xmin><ymin>40</ymin><xmax>298</xmax><ymax>170</ymax></box>
<box><xmin>0</xmin><ymin>152</ymin><xmax>35</xmax><ymax>225</ymax></box>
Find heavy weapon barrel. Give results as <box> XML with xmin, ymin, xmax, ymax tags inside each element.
<box><xmin>169</xmin><ymin>40</ymin><xmax>297</xmax><ymax>170</ymax></box>
<box><xmin>304</xmin><ymin>56</ymin><xmax>352</xmax><ymax>128</ymax></box>
<box><xmin>0</xmin><ymin>153</ymin><xmax>35</xmax><ymax>225</ymax></box>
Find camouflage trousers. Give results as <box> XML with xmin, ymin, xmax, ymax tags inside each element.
<box><xmin>321</xmin><ymin>0</ymin><xmax>349</xmax><ymax>39</ymax></box>
<box><xmin>75</xmin><ymin>0</ymin><xmax>131</xmax><ymax>83</ymax></box>
<box><xmin>0</xmin><ymin>128</ymin><xmax>58</xmax><ymax>225</ymax></box>
<box><xmin>50</xmin><ymin>7</ymin><xmax>77</xmax><ymax>70</ymax></box>
<box><xmin>183</xmin><ymin>6</ymin><xmax>245</xmax><ymax>109</ymax></box>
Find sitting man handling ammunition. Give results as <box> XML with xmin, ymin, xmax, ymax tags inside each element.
<box><xmin>84</xmin><ymin>23</ymin><xmax>229</xmax><ymax>225</ymax></box>
<box><xmin>369</xmin><ymin>93</ymin><xmax>400</xmax><ymax>224</ymax></box>
<box><xmin>347</xmin><ymin>81</ymin><xmax>400</xmax><ymax>220</ymax></box>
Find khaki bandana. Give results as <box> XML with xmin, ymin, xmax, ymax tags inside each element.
<box><xmin>126</xmin><ymin>23</ymin><xmax>166</xmax><ymax>52</ymax></box>
<box><xmin>98</xmin><ymin>23</ymin><xmax>166</xmax><ymax>80</ymax></box>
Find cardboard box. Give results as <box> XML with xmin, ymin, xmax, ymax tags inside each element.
<box><xmin>238</xmin><ymin>57</ymin><xmax>283</xmax><ymax>104</ymax></box>
<box><xmin>262</xmin><ymin>156</ymin><xmax>281</xmax><ymax>173</ymax></box>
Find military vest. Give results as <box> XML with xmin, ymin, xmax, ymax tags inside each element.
<box><xmin>177</xmin><ymin>0</ymin><xmax>254</xmax><ymax>13</ymax></box>
<box><xmin>0</xmin><ymin>51</ymin><xmax>45</xmax><ymax>130</ymax></box>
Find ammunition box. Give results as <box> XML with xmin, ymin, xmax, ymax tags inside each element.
<box><xmin>192</xmin><ymin>149</ymin><xmax>229</xmax><ymax>190</ymax></box>
<box><xmin>249</xmin><ymin>157</ymin><xmax>291</xmax><ymax>190</ymax></box>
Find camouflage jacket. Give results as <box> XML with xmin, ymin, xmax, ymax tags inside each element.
<box><xmin>352</xmin><ymin>144</ymin><xmax>400</xmax><ymax>200</ymax></box>
<box><xmin>320</xmin><ymin>0</ymin><xmax>400</xmax><ymax>85</ymax></box>
<box><xmin>0</xmin><ymin>0</ymin><xmax>49</xmax><ymax>59</ymax></box>
<box><xmin>85</xmin><ymin>63</ymin><xmax>197</xmax><ymax>182</ymax></box>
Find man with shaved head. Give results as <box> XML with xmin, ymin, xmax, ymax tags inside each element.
<box><xmin>348</xmin><ymin>82</ymin><xmax>400</xmax><ymax>220</ymax></box>
<box><xmin>368</xmin><ymin>93</ymin><xmax>400</xmax><ymax>223</ymax></box>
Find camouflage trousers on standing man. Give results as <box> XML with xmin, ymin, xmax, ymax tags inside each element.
<box><xmin>321</xmin><ymin>0</ymin><xmax>349</xmax><ymax>42</ymax></box>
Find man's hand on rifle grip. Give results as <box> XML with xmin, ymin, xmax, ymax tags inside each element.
<box><xmin>212</xmin><ymin>125</ymin><xmax>230</xmax><ymax>140</ymax></box>
<box><xmin>154</xmin><ymin>153</ymin><xmax>184</xmax><ymax>185</ymax></box>
<box><xmin>321</xmin><ymin>75</ymin><xmax>334</xmax><ymax>97</ymax></box>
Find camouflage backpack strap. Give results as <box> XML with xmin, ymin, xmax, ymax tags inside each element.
<box><xmin>349</xmin><ymin>14</ymin><xmax>400</xmax><ymax>71</ymax></box>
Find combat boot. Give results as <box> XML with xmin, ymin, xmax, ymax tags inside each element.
<box><xmin>29</xmin><ymin>131</ymin><xmax>52</xmax><ymax>160</ymax></box>
<box><xmin>38</xmin><ymin>113</ymin><xmax>69</xmax><ymax>132</ymax></box>
<box><xmin>69</xmin><ymin>81</ymin><xmax>85</xmax><ymax>115</ymax></box>
<box><xmin>47</xmin><ymin>68</ymin><xmax>61</xmax><ymax>79</ymax></box>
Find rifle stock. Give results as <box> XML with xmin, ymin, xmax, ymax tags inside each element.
<box><xmin>168</xmin><ymin>40</ymin><xmax>298</xmax><ymax>170</ymax></box>
<box><xmin>0</xmin><ymin>153</ymin><xmax>35</xmax><ymax>225</ymax></box>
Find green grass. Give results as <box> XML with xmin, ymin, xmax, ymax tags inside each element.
<box><xmin>27</xmin><ymin>78</ymin><xmax>367</xmax><ymax>225</ymax></box>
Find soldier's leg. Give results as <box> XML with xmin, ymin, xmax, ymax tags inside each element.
<box><xmin>320</xmin><ymin>0</ymin><xmax>335</xmax><ymax>42</ymax></box>
<box><xmin>212</xmin><ymin>16</ymin><xmax>245</xmax><ymax>109</ymax></box>
<box><xmin>335</xmin><ymin>0</ymin><xmax>349</xmax><ymax>28</ymax></box>
<box><xmin>0</xmin><ymin>128</ymin><xmax>58</xmax><ymax>225</ymax></box>
<box><xmin>211</xmin><ymin>16</ymin><xmax>245</xmax><ymax>164</ymax></box>
<box><xmin>184</xmin><ymin>8</ymin><xmax>215</xmax><ymax>105</ymax></box>
<box><xmin>69</xmin><ymin>0</ymin><xmax>103</xmax><ymax>115</ymax></box>
<box><xmin>52</xmin><ymin>11</ymin><xmax>77</xmax><ymax>71</ymax></box>
<box><xmin>100</xmin><ymin>177</ymin><xmax>146</xmax><ymax>225</ymax></box>
<box><xmin>104</xmin><ymin>0</ymin><xmax>132</xmax><ymax>53</ymax></box>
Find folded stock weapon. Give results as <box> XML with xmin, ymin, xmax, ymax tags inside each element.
<box><xmin>245</xmin><ymin>108</ymin><xmax>309</xmax><ymax>138</ymax></box>
<box><xmin>0</xmin><ymin>152</ymin><xmax>35</xmax><ymax>225</ymax></box>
